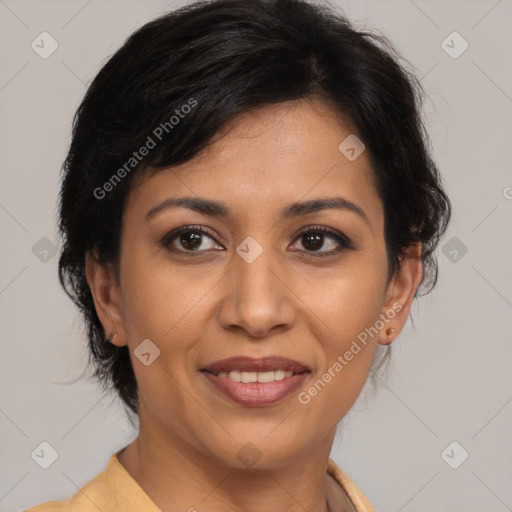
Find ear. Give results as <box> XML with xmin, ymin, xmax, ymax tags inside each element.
<box><xmin>85</xmin><ymin>248</ymin><xmax>127</xmax><ymax>347</ymax></box>
<box><xmin>377</xmin><ymin>242</ymin><xmax>423</xmax><ymax>346</ymax></box>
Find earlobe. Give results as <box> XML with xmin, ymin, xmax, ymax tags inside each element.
<box><xmin>85</xmin><ymin>249</ymin><xmax>127</xmax><ymax>347</ymax></box>
<box><xmin>377</xmin><ymin>242</ymin><xmax>423</xmax><ymax>346</ymax></box>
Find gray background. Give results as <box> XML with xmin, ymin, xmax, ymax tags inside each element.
<box><xmin>1</xmin><ymin>0</ymin><xmax>511</xmax><ymax>511</ymax></box>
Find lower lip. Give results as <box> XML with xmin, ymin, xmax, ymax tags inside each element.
<box><xmin>201</xmin><ymin>371</ymin><xmax>310</xmax><ymax>406</ymax></box>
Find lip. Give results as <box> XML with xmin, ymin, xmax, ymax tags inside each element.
<box><xmin>201</xmin><ymin>356</ymin><xmax>310</xmax><ymax>374</ymax></box>
<box><xmin>201</xmin><ymin>370</ymin><xmax>310</xmax><ymax>406</ymax></box>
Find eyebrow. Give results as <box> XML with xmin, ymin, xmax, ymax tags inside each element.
<box><xmin>145</xmin><ymin>196</ymin><xmax>370</xmax><ymax>226</ymax></box>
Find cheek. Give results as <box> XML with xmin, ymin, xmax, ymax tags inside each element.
<box><xmin>307</xmin><ymin>255</ymin><xmax>388</xmax><ymax>344</ymax></box>
<box><xmin>300</xmin><ymin>255</ymin><xmax>387</xmax><ymax>406</ymax></box>
<box><xmin>119</xmin><ymin>254</ymin><xmax>205</xmax><ymax>418</ymax></box>
<box><xmin>119</xmin><ymin>238</ymin><xmax>185</xmax><ymax>335</ymax></box>
<box><xmin>299</xmin><ymin>295</ymin><xmax>382</xmax><ymax>417</ymax></box>
<box><xmin>120</xmin><ymin>244</ymin><xmax>214</xmax><ymax>362</ymax></box>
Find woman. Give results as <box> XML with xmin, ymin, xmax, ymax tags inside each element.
<box><xmin>25</xmin><ymin>0</ymin><xmax>451</xmax><ymax>510</ymax></box>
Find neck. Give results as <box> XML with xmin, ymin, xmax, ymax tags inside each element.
<box><xmin>116</xmin><ymin>420</ymin><xmax>356</xmax><ymax>512</ymax></box>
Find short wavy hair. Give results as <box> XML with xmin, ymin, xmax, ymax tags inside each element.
<box><xmin>58</xmin><ymin>0</ymin><xmax>451</xmax><ymax>419</ymax></box>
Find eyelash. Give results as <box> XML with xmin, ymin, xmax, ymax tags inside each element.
<box><xmin>160</xmin><ymin>224</ymin><xmax>355</xmax><ymax>258</ymax></box>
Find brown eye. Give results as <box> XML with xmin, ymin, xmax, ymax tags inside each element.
<box><xmin>161</xmin><ymin>224</ymin><xmax>354</xmax><ymax>258</ymax></box>
<box><xmin>291</xmin><ymin>226</ymin><xmax>353</xmax><ymax>256</ymax></box>
<box><xmin>162</xmin><ymin>225</ymin><xmax>223</xmax><ymax>255</ymax></box>
<box><xmin>177</xmin><ymin>230</ymin><xmax>203</xmax><ymax>251</ymax></box>
<box><xmin>300</xmin><ymin>232</ymin><xmax>325</xmax><ymax>251</ymax></box>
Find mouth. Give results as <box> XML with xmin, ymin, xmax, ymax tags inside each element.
<box><xmin>200</xmin><ymin>356</ymin><xmax>311</xmax><ymax>406</ymax></box>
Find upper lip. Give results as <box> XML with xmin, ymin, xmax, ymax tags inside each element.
<box><xmin>201</xmin><ymin>356</ymin><xmax>310</xmax><ymax>374</ymax></box>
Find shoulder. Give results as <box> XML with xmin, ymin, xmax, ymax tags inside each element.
<box><xmin>24</xmin><ymin>457</ymin><xmax>114</xmax><ymax>512</ymax></box>
<box><xmin>327</xmin><ymin>457</ymin><xmax>376</xmax><ymax>512</ymax></box>
<box><xmin>24</xmin><ymin>502</ymin><xmax>65</xmax><ymax>512</ymax></box>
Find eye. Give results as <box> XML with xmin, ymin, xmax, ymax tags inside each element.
<box><xmin>290</xmin><ymin>226</ymin><xmax>354</xmax><ymax>256</ymax></box>
<box><xmin>161</xmin><ymin>224</ymin><xmax>354</xmax><ymax>257</ymax></box>
<box><xmin>161</xmin><ymin>225</ymin><xmax>224</xmax><ymax>255</ymax></box>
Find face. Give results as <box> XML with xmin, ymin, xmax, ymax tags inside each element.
<box><xmin>88</xmin><ymin>99</ymin><xmax>421</xmax><ymax>469</ymax></box>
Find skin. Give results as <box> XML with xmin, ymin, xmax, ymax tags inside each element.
<box><xmin>86</xmin><ymin>98</ymin><xmax>422</xmax><ymax>512</ymax></box>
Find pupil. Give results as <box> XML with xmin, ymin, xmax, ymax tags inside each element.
<box><xmin>181</xmin><ymin>231</ymin><xmax>202</xmax><ymax>250</ymax></box>
<box><xmin>303</xmin><ymin>233</ymin><xmax>322</xmax><ymax>251</ymax></box>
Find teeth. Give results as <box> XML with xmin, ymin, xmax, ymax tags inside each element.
<box><xmin>257</xmin><ymin>371</ymin><xmax>277</xmax><ymax>383</ymax></box>
<box><xmin>274</xmin><ymin>370</ymin><xmax>286</xmax><ymax>381</ymax></box>
<box><xmin>215</xmin><ymin>370</ymin><xmax>295</xmax><ymax>382</ymax></box>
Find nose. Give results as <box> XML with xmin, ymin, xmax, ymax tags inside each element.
<box><xmin>217</xmin><ymin>243</ymin><xmax>296</xmax><ymax>338</ymax></box>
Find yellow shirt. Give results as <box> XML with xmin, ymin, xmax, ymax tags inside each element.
<box><xmin>24</xmin><ymin>452</ymin><xmax>375</xmax><ymax>512</ymax></box>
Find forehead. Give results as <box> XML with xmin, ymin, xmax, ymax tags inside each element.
<box><xmin>125</xmin><ymin>99</ymin><xmax>383</xmax><ymax>230</ymax></box>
